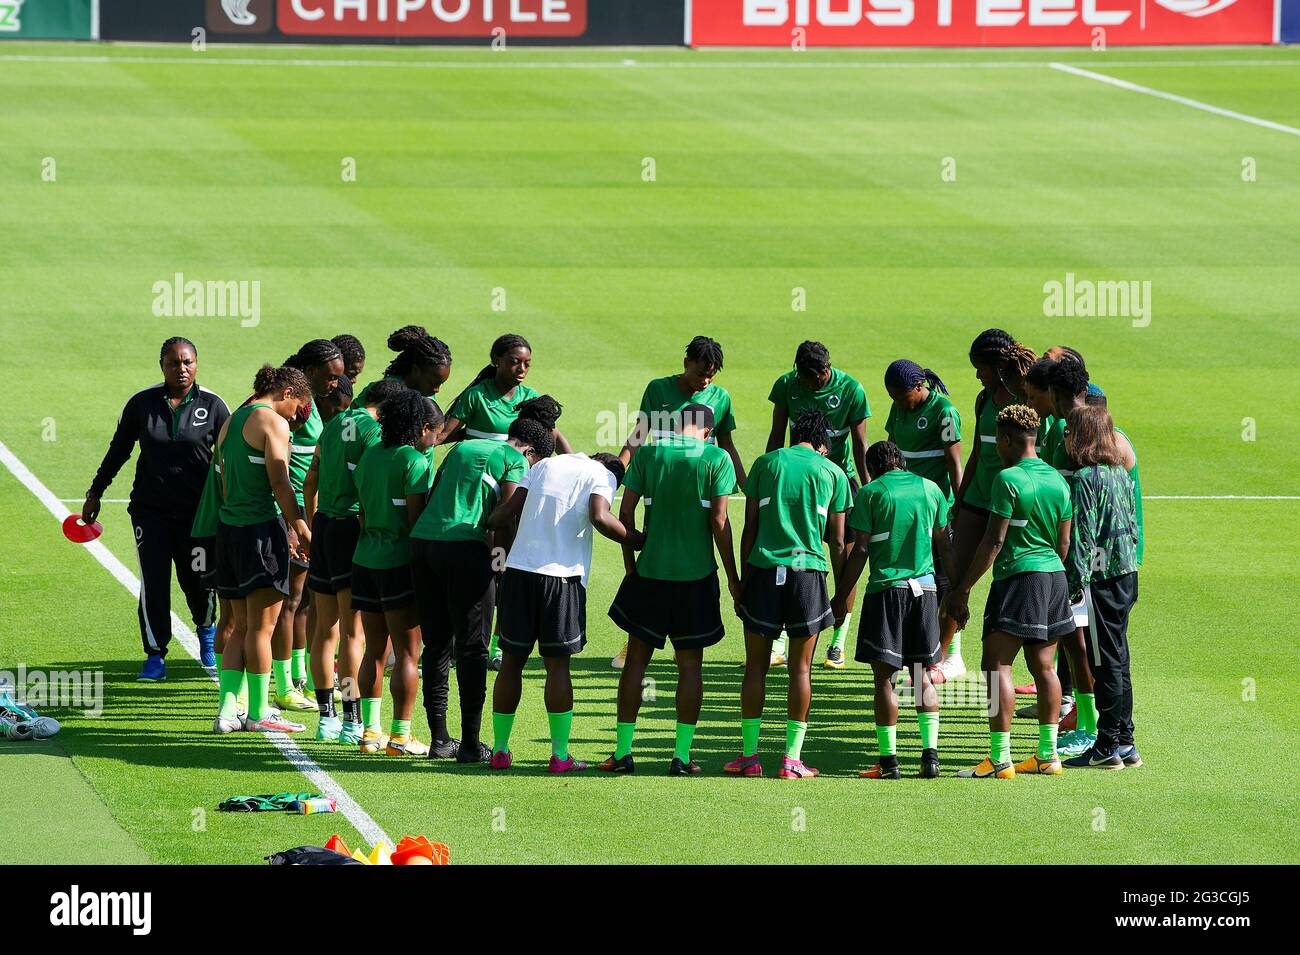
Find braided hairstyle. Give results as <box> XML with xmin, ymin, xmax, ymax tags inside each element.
<box><xmin>160</xmin><ymin>336</ymin><xmax>195</xmax><ymax>360</ymax></box>
<box><xmin>252</xmin><ymin>364</ymin><xmax>312</xmax><ymax>401</ymax></box>
<box><xmin>884</xmin><ymin>358</ymin><xmax>948</xmax><ymax>396</ymax></box>
<box><xmin>1024</xmin><ymin>357</ymin><xmax>1057</xmax><ymax>392</ymax></box>
<box><xmin>517</xmin><ymin>394</ymin><xmax>563</xmax><ymax>430</ymax></box>
<box><xmin>1047</xmin><ymin>356</ymin><xmax>1090</xmax><ymax>399</ymax></box>
<box><xmin>790</xmin><ymin>408</ymin><xmax>832</xmax><ymax>452</ymax></box>
<box><xmin>997</xmin><ymin>342</ymin><xmax>1037</xmax><ymax>390</ymax></box>
<box><xmin>685</xmin><ymin>335</ymin><xmax>724</xmax><ymax>373</ymax></box>
<box><xmin>379</xmin><ymin>390</ymin><xmax>443</xmax><ymax>449</ymax></box>
<box><xmin>284</xmin><ymin>338</ymin><xmax>343</xmax><ymax>372</ymax></box>
<box><xmin>332</xmin><ymin>334</ymin><xmax>366</xmax><ymax>375</ymax></box>
<box><xmin>865</xmin><ymin>440</ymin><xmax>907</xmax><ymax>480</ymax></box>
<box><xmin>508</xmin><ymin>416</ymin><xmax>555</xmax><ymax>460</ymax></box>
<box><xmin>384</xmin><ymin>325</ymin><xmax>452</xmax><ymax>380</ymax></box>
<box><xmin>996</xmin><ymin>403</ymin><xmax>1040</xmax><ymax>437</ymax></box>
<box><xmin>794</xmin><ymin>340</ymin><xmax>831</xmax><ymax>378</ymax></box>
<box><xmin>448</xmin><ymin>333</ymin><xmax>530</xmax><ymax>414</ymax></box>
<box><xmin>969</xmin><ymin>328</ymin><xmax>1016</xmax><ymax>368</ymax></box>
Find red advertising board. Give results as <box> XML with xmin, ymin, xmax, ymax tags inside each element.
<box><xmin>689</xmin><ymin>0</ymin><xmax>1276</xmax><ymax>46</ymax></box>
<box><xmin>279</xmin><ymin>0</ymin><xmax>586</xmax><ymax>37</ymax></box>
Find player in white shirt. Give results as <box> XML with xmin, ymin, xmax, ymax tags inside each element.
<box><xmin>484</xmin><ymin>452</ymin><xmax>642</xmax><ymax>773</ymax></box>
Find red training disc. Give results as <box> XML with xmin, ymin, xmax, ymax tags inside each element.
<box><xmin>62</xmin><ymin>513</ymin><xmax>103</xmax><ymax>544</ymax></box>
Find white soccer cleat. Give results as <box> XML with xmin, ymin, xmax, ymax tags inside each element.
<box><xmin>242</xmin><ymin>709</ymin><xmax>305</xmax><ymax>733</ymax></box>
<box><xmin>611</xmin><ymin>642</ymin><xmax>627</xmax><ymax>670</ymax></box>
<box><xmin>936</xmin><ymin>655</ymin><xmax>967</xmax><ymax>680</ymax></box>
<box><xmin>212</xmin><ymin>713</ymin><xmax>243</xmax><ymax>734</ymax></box>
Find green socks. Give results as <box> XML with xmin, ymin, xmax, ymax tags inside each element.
<box><xmin>876</xmin><ymin>723</ymin><xmax>897</xmax><ymax>758</ymax></box>
<box><xmin>492</xmin><ymin>711</ymin><xmax>516</xmax><ymax>754</ymax></box>
<box><xmin>1038</xmin><ymin>723</ymin><xmax>1058</xmax><ymax>760</ymax></box>
<box><xmin>673</xmin><ymin>722</ymin><xmax>696</xmax><ymax>764</ymax></box>
<box><xmin>785</xmin><ymin>720</ymin><xmax>807</xmax><ymax>761</ymax></box>
<box><xmin>217</xmin><ymin>667</ymin><xmax>242</xmax><ymax>721</ymax></box>
<box><xmin>990</xmin><ymin>730</ymin><xmax>1011</xmax><ymax>764</ymax></box>
<box><xmin>548</xmin><ymin>710</ymin><xmax>573</xmax><ymax>761</ymax></box>
<box><xmin>361</xmin><ymin>697</ymin><xmax>381</xmax><ymax>731</ymax></box>
<box><xmin>291</xmin><ymin>648</ymin><xmax>307</xmax><ymax>684</ymax></box>
<box><xmin>947</xmin><ymin>631</ymin><xmax>962</xmax><ymax>657</ymax></box>
<box><xmin>488</xmin><ymin>632</ymin><xmax>500</xmax><ymax>658</ymax></box>
<box><xmin>246</xmin><ymin>671</ymin><xmax>269</xmax><ymax>723</ymax></box>
<box><xmin>389</xmin><ymin>718</ymin><xmax>411</xmax><ymax>739</ymax></box>
<box><xmin>272</xmin><ymin>658</ymin><xmax>291</xmax><ymax>696</ymax></box>
<box><xmin>614</xmin><ymin>721</ymin><xmax>636</xmax><ymax>759</ymax></box>
<box><xmin>831</xmin><ymin>613</ymin><xmax>851</xmax><ymax>651</ymax></box>
<box><xmin>741</xmin><ymin>717</ymin><xmax>762</xmax><ymax>757</ymax></box>
<box><xmin>918</xmin><ymin>711</ymin><xmax>939</xmax><ymax>750</ymax></box>
<box><xmin>1076</xmin><ymin>692</ymin><xmax>1099</xmax><ymax>735</ymax></box>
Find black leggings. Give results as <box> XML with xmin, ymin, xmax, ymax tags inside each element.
<box><xmin>131</xmin><ymin>510</ymin><xmax>215</xmax><ymax>657</ymax></box>
<box><xmin>1084</xmin><ymin>574</ymin><xmax>1139</xmax><ymax>747</ymax></box>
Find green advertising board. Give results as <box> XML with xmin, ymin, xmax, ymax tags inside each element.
<box><xmin>0</xmin><ymin>0</ymin><xmax>96</xmax><ymax>40</ymax></box>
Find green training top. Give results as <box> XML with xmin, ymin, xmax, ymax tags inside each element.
<box><xmin>287</xmin><ymin>400</ymin><xmax>322</xmax><ymax>507</ymax></box>
<box><xmin>987</xmin><ymin>457</ymin><xmax>1073</xmax><ymax>580</ymax></box>
<box><xmin>191</xmin><ymin>454</ymin><xmax>223</xmax><ymax>538</ymax></box>
<box><xmin>1039</xmin><ymin>415</ymin><xmax>1069</xmax><ymax>474</ymax></box>
<box><xmin>218</xmin><ymin>403</ymin><xmax>278</xmax><ymax>527</ymax></box>
<box><xmin>963</xmin><ymin>390</ymin><xmax>1011</xmax><ymax>511</ymax></box>
<box><xmin>848</xmin><ymin>470</ymin><xmax>950</xmax><ymax>594</ymax></box>
<box><xmin>1116</xmin><ymin>427</ymin><xmax>1143</xmax><ymax>566</ymax></box>
<box><xmin>638</xmin><ymin>375</ymin><xmax>736</xmax><ymax>441</ymax></box>
<box><xmin>1066</xmin><ymin>463</ymin><xmax>1139</xmax><ymax>594</ymax></box>
<box><xmin>744</xmin><ymin>445</ymin><xmax>852</xmax><ymax>573</ymax></box>
<box><xmin>625</xmin><ymin>434</ymin><xmax>736</xmax><ymax>582</ymax></box>
<box><xmin>411</xmin><ymin>438</ymin><xmax>528</xmax><ymax>545</ymax></box>
<box><xmin>316</xmin><ymin>408</ymin><xmax>382</xmax><ymax>519</ymax></box>
<box><xmin>449</xmin><ymin>378</ymin><xmax>538</xmax><ymax>441</ymax></box>
<box><xmin>767</xmin><ymin>367</ymin><xmax>870</xmax><ymax>480</ymax></box>
<box><xmin>352</xmin><ymin>443</ymin><xmax>434</xmax><ymax>570</ymax></box>
<box><xmin>885</xmin><ymin>388</ymin><xmax>961</xmax><ymax>505</ymax></box>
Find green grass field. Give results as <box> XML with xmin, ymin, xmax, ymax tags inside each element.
<box><xmin>1</xmin><ymin>41</ymin><xmax>1298</xmax><ymax>865</ymax></box>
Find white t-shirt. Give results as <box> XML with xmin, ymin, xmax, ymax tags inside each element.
<box><xmin>505</xmin><ymin>453</ymin><xmax>617</xmax><ymax>587</ymax></box>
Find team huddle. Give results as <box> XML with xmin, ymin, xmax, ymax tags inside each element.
<box><xmin>85</xmin><ymin>326</ymin><xmax>1143</xmax><ymax>779</ymax></box>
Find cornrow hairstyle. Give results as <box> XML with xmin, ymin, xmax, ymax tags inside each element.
<box><xmin>332</xmin><ymin>333</ymin><xmax>366</xmax><ymax>368</ymax></box>
<box><xmin>517</xmin><ymin>394</ymin><xmax>563</xmax><ymax>430</ymax></box>
<box><xmin>284</xmin><ymin>338</ymin><xmax>343</xmax><ymax>371</ymax></box>
<box><xmin>508</xmin><ymin>416</ymin><xmax>555</xmax><ymax>460</ymax></box>
<box><xmin>1047</xmin><ymin>357</ymin><xmax>1090</xmax><ymax>398</ymax></box>
<box><xmin>160</xmin><ymin>336</ymin><xmax>196</xmax><ymax>361</ymax></box>
<box><xmin>363</xmin><ymin>378</ymin><xmax>408</xmax><ymax>408</ymax></box>
<box><xmin>790</xmin><ymin>407</ymin><xmax>833</xmax><ymax>451</ymax></box>
<box><xmin>329</xmin><ymin>374</ymin><xmax>354</xmax><ymax>403</ymax></box>
<box><xmin>794</xmin><ymin>340</ymin><xmax>831</xmax><ymax>377</ymax></box>
<box><xmin>685</xmin><ymin>335</ymin><xmax>724</xmax><ymax>373</ymax></box>
<box><xmin>379</xmin><ymin>390</ymin><xmax>443</xmax><ymax>449</ymax></box>
<box><xmin>449</xmin><ymin>332</ymin><xmax>531</xmax><ymax>413</ymax></box>
<box><xmin>252</xmin><ymin>364</ymin><xmax>312</xmax><ymax>401</ymax></box>
<box><xmin>1025</xmin><ymin>357</ymin><xmax>1058</xmax><ymax>392</ymax></box>
<box><xmin>592</xmin><ymin>452</ymin><xmax>627</xmax><ymax>490</ymax></box>
<box><xmin>996</xmin><ymin>403</ymin><xmax>1040</xmax><ymax>436</ymax></box>
<box><xmin>969</xmin><ymin>328</ymin><xmax>1016</xmax><ymax>367</ymax></box>
<box><xmin>383</xmin><ymin>325</ymin><xmax>452</xmax><ymax>380</ymax></box>
<box><xmin>1053</xmin><ymin>345</ymin><xmax>1086</xmax><ymax>370</ymax></box>
<box><xmin>864</xmin><ymin>440</ymin><xmax>907</xmax><ymax>480</ymax></box>
<box><xmin>997</xmin><ymin>342</ymin><xmax>1037</xmax><ymax>384</ymax></box>
<box><xmin>884</xmin><ymin>358</ymin><xmax>949</xmax><ymax>396</ymax></box>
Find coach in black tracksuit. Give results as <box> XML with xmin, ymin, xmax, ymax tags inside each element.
<box><xmin>82</xmin><ymin>338</ymin><xmax>229</xmax><ymax>678</ymax></box>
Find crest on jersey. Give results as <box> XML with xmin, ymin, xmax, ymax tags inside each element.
<box><xmin>917</xmin><ymin>416</ymin><xmax>929</xmax><ymax>430</ymax></box>
<box><xmin>826</xmin><ymin>394</ymin><xmax>841</xmax><ymax>409</ymax></box>
<box><xmin>193</xmin><ymin>406</ymin><xmax>210</xmax><ymax>423</ymax></box>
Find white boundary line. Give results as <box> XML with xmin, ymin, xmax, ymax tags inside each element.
<box><xmin>1050</xmin><ymin>62</ymin><xmax>1300</xmax><ymax>138</ymax></box>
<box><xmin>1144</xmin><ymin>495</ymin><xmax>1299</xmax><ymax>500</ymax></box>
<box><xmin>0</xmin><ymin>439</ymin><xmax>391</xmax><ymax>851</ymax></box>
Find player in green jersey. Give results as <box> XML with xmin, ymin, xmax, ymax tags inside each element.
<box><xmin>766</xmin><ymin>342</ymin><xmax>869</xmax><ymax>670</ymax></box>
<box><xmin>725</xmin><ymin>409</ymin><xmax>851</xmax><ymax>779</ymax></box>
<box><xmin>946</xmin><ymin>405</ymin><xmax>1074</xmax><ymax>779</ymax></box>
<box><xmin>611</xmin><ymin>336</ymin><xmax>745</xmax><ymax>670</ymax></box>
<box><xmin>332</xmin><ymin>333</ymin><xmax>366</xmax><ymax>385</ymax></box>
<box><xmin>193</xmin><ymin>451</ymin><xmax>241</xmax><ymax>708</ymax></box>
<box><xmin>355</xmin><ymin>326</ymin><xmax>453</xmax><ymax>406</ymax></box>
<box><xmin>211</xmin><ymin>365</ymin><xmax>313</xmax><ymax>735</ymax></box>
<box><xmin>834</xmin><ymin>441</ymin><xmax>955</xmax><ymax>780</ymax></box>
<box><xmin>602</xmin><ymin>403</ymin><xmax>741</xmax><ymax>776</ymax></box>
<box><xmin>352</xmin><ymin>391</ymin><xmax>442</xmax><ymax>757</ymax></box>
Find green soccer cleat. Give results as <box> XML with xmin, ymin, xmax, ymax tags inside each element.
<box><xmin>275</xmin><ymin>687</ymin><xmax>316</xmax><ymax>712</ymax></box>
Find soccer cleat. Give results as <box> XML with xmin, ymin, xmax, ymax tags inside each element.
<box><xmin>385</xmin><ymin>735</ymin><xmax>430</xmax><ymax>757</ymax></box>
<box><xmin>488</xmin><ymin>653</ymin><xmax>503</xmax><ymax>673</ymax></box>
<box><xmin>1</xmin><ymin>713</ymin><xmax>36</xmax><ymax>741</ymax></box>
<box><xmin>0</xmin><ymin>695</ymin><xmax>60</xmax><ymax>738</ymax></box>
<box><xmin>212</xmin><ymin>713</ymin><xmax>243</xmax><ymax>734</ymax></box>
<box><xmin>1057</xmin><ymin>729</ymin><xmax>1096</xmax><ymax>758</ymax></box>
<box><xmin>917</xmin><ymin>748</ymin><xmax>941</xmax><ymax>779</ymax></box>
<box><xmin>723</xmin><ymin>753</ymin><xmax>763</xmax><ymax>777</ymax></box>
<box><xmin>926</xmin><ymin>664</ymin><xmax>947</xmax><ymax>686</ymax></box>
<box><xmin>243</xmin><ymin>709</ymin><xmax>305</xmax><ymax>733</ymax></box>
<box><xmin>770</xmin><ymin>649</ymin><xmax>787</xmax><ymax>667</ymax></box>
<box><xmin>1064</xmin><ymin>746</ymin><xmax>1125</xmax><ymax>770</ymax></box>
<box><xmin>275</xmin><ymin>687</ymin><xmax>316</xmax><ymax>712</ymax></box>
<box><xmin>137</xmin><ymin>655</ymin><xmax>166</xmax><ymax>682</ymax></box>
<box><xmin>668</xmin><ymin>757</ymin><xmax>703</xmax><ymax>776</ymax></box>
<box><xmin>859</xmin><ymin>762</ymin><xmax>901</xmax><ymax>780</ymax></box>
<box><xmin>548</xmin><ymin>754</ymin><xmax>587</xmax><ymax>774</ymax></box>
<box><xmin>338</xmin><ymin>720</ymin><xmax>364</xmax><ymax>745</ymax></box>
<box><xmin>1058</xmin><ymin>697</ymin><xmax>1077</xmax><ymax>731</ymax></box>
<box><xmin>457</xmin><ymin>740</ymin><xmax>492</xmax><ymax>764</ymax></box>
<box><xmin>1014</xmin><ymin>701</ymin><xmax>1039</xmax><ymax>720</ymax></box>
<box><xmin>197</xmin><ymin>625</ymin><xmax>216</xmax><ymax>668</ymax></box>
<box><xmin>778</xmin><ymin>756</ymin><xmax>819</xmax><ymax>779</ymax></box>
<box><xmin>1115</xmin><ymin>744</ymin><xmax>1143</xmax><ymax>768</ymax></box>
<box><xmin>490</xmin><ymin>750</ymin><xmax>513</xmax><ymax>770</ymax></box>
<box><xmin>823</xmin><ymin>646</ymin><xmax>846</xmax><ymax>670</ymax></box>
<box><xmin>936</xmin><ymin>654</ymin><xmax>967</xmax><ymax>680</ymax></box>
<box><xmin>610</xmin><ymin>642</ymin><xmax>627</xmax><ymax>670</ymax></box>
<box><xmin>597</xmin><ymin>753</ymin><xmax>635</xmax><ymax>774</ymax></box>
<box><xmin>315</xmin><ymin>715</ymin><xmax>342</xmax><ymax>742</ymax></box>
<box><xmin>1014</xmin><ymin>753</ymin><xmax>1062</xmax><ymax>775</ymax></box>
<box><xmin>358</xmin><ymin>728</ymin><xmax>388</xmax><ymax>754</ymax></box>
<box><xmin>1015</xmin><ymin>682</ymin><xmax>1037</xmax><ymax>695</ymax></box>
<box><xmin>957</xmin><ymin>757</ymin><xmax>1015</xmax><ymax>779</ymax></box>
<box><xmin>430</xmin><ymin>737</ymin><xmax>460</xmax><ymax>759</ymax></box>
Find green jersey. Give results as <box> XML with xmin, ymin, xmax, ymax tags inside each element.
<box><xmin>1116</xmin><ymin>427</ymin><xmax>1144</xmax><ymax>565</ymax></box>
<box><xmin>885</xmin><ymin>388</ymin><xmax>961</xmax><ymax>505</ymax></box>
<box><xmin>316</xmin><ymin>408</ymin><xmax>382</xmax><ymax>519</ymax></box>
<box><xmin>848</xmin><ymin>470</ymin><xmax>950</xmax><ymax>594</ymax></box>
<box><xmin>1039</xmin><ymin>415</ymin><xmax>1069</xmax><ymax>474</ymax></box>
<box><xmin>217</xmin><ymin>403</ymin><xmax>278</xmax><ymax>527</ymax></box>
<box><xmin>191</xmin><ymin>455</ymin><xmax>223</xmax><ymax>538</ymax></box>
<box><xmin>963</xmin><ymin>390</ymin><xmax>1011</xmax><ymax>511</ymax></box>
<box><xmin>768</xmin><ymin>368</ymin><xmax>870</xmax><ymax>480</ymax></box>
<box><xmin>287</xmin><ymin>400</ymin><xmax>322</xmax><ymax>507</ymax></box>
<box><xmin>353</xmin><ymin>443</ymin><xmax>434</xmax><ymax>570</ymax></box>
<box><xmin>450</xmin><ymin>378</ymin><xmax>538</xmax><ymax>441</ymax></box>
<box><xmin>987</xmin><ymin>457</ymin><xmax>1073</xmax><ymax>580</ymax></box>
<box><xmin>1066</xmin><ymin>464</ymin><xmax>1138</xmax><ymax>593</ymax></box>
<box><xmin>411</xmin><ymin>439</ymin><xmax>528</xmax><ymax>545</ymax></box>
<box><xmin>626</xmin><ymin>434</ymin><xmax>736</xmax><ymax>582</ymax></box>
<box><xmin>638</xmin><ymin>375</ymin><xmax>736</xmax><ymax>441</ymax></box>
<box><xmin>744</xmin><ymin>445</ymin><xmax>852</xmax><ymax>573</ymax></box>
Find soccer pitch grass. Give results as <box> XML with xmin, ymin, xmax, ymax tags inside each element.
<box><xmin>1</xmin><ymin>41</ymin><xmax>1298</xmax><ymax>865</ymax></box>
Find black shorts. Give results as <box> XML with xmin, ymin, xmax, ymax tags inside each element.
<box><xmin>609</xmin><ymin>571</ymin><xmax>724</xmax><ymax>651</ymax></box>
<box><xmin>277</xmin><ymin>514</ymin><xmax>310</xmax><ymax>570</ymax></box>
<box><xmin>497</xmin><ymin>568</ymin><xmax>586</xmax><ymax>658</ymax></box>
<box><xmin>196</xmin><ymin>536</ymin><xmax>218</xmax><ymax>591</ymax></box>
<box><xmin>215</xmin><ymin>519</ymin><xmax>289</xmax><ymax>599</ymax></box>
<box><xmin>738</xmin><ymin>566</ymin><xmax>832</xmax><ymax>639</ymax></box>
<box><xmin>307</xmin><ymin>512</ymin><xmax>361</xmax><ymax>595</ymax></box>
<box><xmin>857</xmin><ymin>585</ymin><xmax>941</xmax><ymax>668</ymax></box>
<box><xmin>350</xmin><ymin>563</ymin><xmax>415</xmax><ymax>613</ymax></box>
<box><xmin>410</xmin><ymin>539</ymin><xmax>495</xmax><ymax>653</ymax></box>
<box><xmin>983</xmin><ymin>570</ymin><xmax>1075</xmax><ymax>643</ymax></box>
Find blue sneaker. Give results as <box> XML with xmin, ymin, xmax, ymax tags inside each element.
<box><xmin>1115</xmin><ymin>744</ymin><xmax>1143</xmax><ymax>768</ymax></box>
<box><xmin>1063</xmin><ymin>744</ymin><xmax>1124</xmax><ymax>770</ymax></box>
<box><xmin>197</xmin><ymin>625</ymin><xmax>217</xmax><ymax>668</ymax></box>
<box><xmin>137</xmin><ymin>656</ymin><xmax>166</xmax><ymax>682</ymax></box>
